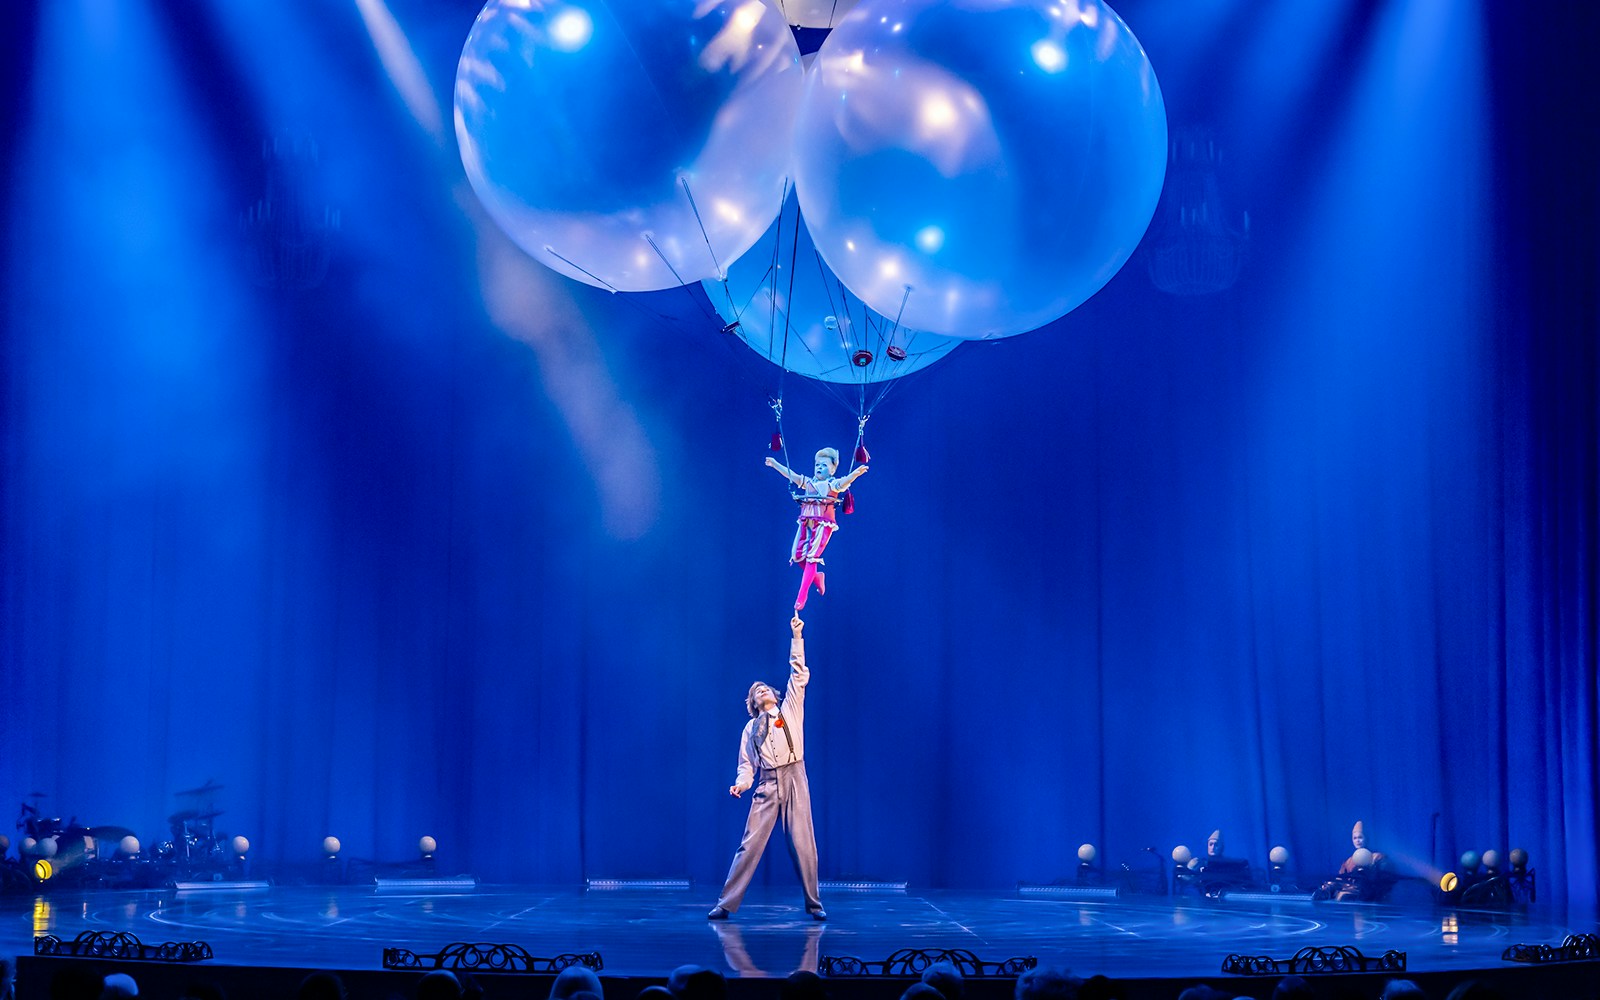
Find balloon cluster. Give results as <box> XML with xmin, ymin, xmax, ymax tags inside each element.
<box><xmin>455</xmin><ymin>0</ymin><xmax>1167</xmax><ymax>377</ymax></box>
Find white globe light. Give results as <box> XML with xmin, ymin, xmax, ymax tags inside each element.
<box><xmin>1481</xmin><ymin>849</ymin><xmax>1500</xmax><ymax>870</ymax></box>
<box><xmin>322</xmin><ymin>836</ymin><xmax>342</xmax><ymax>857</ymax></box>
<box><xmin>1352</xmin><ymin>848</ymin><xmax>1374</xmax><ymax>868</ymax></box>
<box><xmin>419</xmin><ymin>836</ymin><xmax>438</xmax><ymax>855</ymax></box>
<box><xmin>20</xmin><ymin>837</ymin><xmax>37</xmax><ymax>855</ymax></box>
<box><xmin>1269</xmin><ymin>846</ymin><xmax>1289</xmax><ymax>865</ymax></box>
<box><xmin>1077</xmin><ymin>843</ymin><xmax>1097</xmax><ymax>863</ymax></box>
<box><xmin>1460</xmin><ymin>850</ymin><xmax>1480</xmax><ymax>870</ymax></box>
<box><xmin>231</xmin><ymin>836</ymin><xmax>250</xmax><ymax>855</ymax></box>
<box><xmin>38</xmin><ymin>837</ymin><xmax>58</xmax><ymax>859</ymax></box>
<box><xmin>119</xmin><ymin>836</ymin><xmax>141</xmax><ymax>856</ymax></box>
<box><xmin>1171</xmin><ymin>845</ymin><xmax>1192</xmax><ymax>864</ymax></box>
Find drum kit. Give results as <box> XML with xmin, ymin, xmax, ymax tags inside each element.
<box><xmin>160</xmin><ymin>780</ymin><xmax>230</xmax><ymax>862</ymax></box>
<box><xmin>10</xmin><ymin>780</ymin><xmax>231</xmax><ymax>873</ymax></box>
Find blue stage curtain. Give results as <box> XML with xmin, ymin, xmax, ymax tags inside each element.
<box><xmin>1</xmin><ymin>1</ymin><xmax>1594</xmax><ymax>907</ymax></box>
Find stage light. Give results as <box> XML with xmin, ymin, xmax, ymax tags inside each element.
<box><xmin>1509</xmin><ymin>848</ymin><xmax>1528</xmax><ymax>872</ymax></box>
<box><xmin>323</xmin><ymin>837</ymin><xmax>342</xmax><ymax>858</ymax></box>
<box><xmin>119</xmin><ymin>836</ymin><xmax>140</xmax><ymax>857</ymax></box>
<box><xmin>1440</xmin><ymin>872</ymin><xmax>1458</xmax><ymax>892</ymax></box>
<box><xmin>1460</xmin><ymin>850</ymin><xmax>1480</xmax><ymax>870</ymax></box>
<box><xmin>1480</xmin><ymin>849</ymin><xmax>1500</xmax><ymax>871</ymax></box>
<box><xmin>1077</xmin><ymin>844</ymin><xmax>1097</xmax><ymax>863</ymax></box>
<box><xmin>231</xmin><ymin>836</ymin><xmax>250</xmax><ymax>858</ymax></box>
<box><xmin>419</xmin><ymin>836</ymin><xmax>438</xmax><ymax>859</ymax></box>
<box><xmin>35</xmin><ymin>859</ymin><xmax>54</xmax><ymax>881</ymax></box>
<box><xmin>1172</xmin><ymin>845</ymin><xmax>1192</xmax><ymax>864</ymax></box>
<box><xmin>1269</xmin><ymin>846</ymin><xmax>1289</xmax><ymax>865</ymax></box>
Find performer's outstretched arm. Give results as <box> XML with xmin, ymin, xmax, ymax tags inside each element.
<box><xmin>787</xmin><ymin>614</ymin><xmax>809</xmax><ymax>704</ymax></box>
<box><xmin>836</xmin><ymin>465</ymin><xmax>869</xmax><ymax>490</ymax></box>
<box><xmin>765</xmin><ymin>456</ymin><xmax>805</xmax><ymax>488</ymax></box>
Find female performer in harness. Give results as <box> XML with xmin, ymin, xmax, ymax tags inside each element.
<box><xmin>765</xmin><ymin>448</ymin><xmax>868</xmax><ymax>610</ymax></box>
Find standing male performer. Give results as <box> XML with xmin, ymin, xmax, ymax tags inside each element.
<box><xmin>708</xmin><ymin>614</ymin><xmax>825</xmax><ymax>921</ymax></box>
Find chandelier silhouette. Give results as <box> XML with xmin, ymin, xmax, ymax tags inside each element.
<box><xmin>1146</xmin><ymin>127</ymin><xmax>1249</xmax><ymax>296</ymax></box>
<box><xmin>242</xmin><ymin>135</ymin><xmax>340</xmax><ymax>292</ymax></box>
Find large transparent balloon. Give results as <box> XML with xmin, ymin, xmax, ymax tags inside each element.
<box><xmin>792</xmin><ymin>0</ymin><xmax>1167</xmax><ymax>339</ymax></box>
<box><xmin>705</xmin><ymin>193</ymin><xmax>961</xmax><ymax>383</ymax></box>
<box><xmin>768</xmin><ymin>0</ymin><xmax>861</xmax><ymax>28</ymax></box>
<box><xmin>456</xmin><ymin>0</ymin><xmax>803</xmax><ymax>292</ymax></box>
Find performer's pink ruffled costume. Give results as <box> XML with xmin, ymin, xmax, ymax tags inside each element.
<box><xmin>766</xmin><ymin>449</ymin><xmax>868</xmax><ymax>610</ymax></box>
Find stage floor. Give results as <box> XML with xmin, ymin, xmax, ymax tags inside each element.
<box><xmin>2</xmin><ymin>885</ymin><xmax>1592</xmax><ymax>982</ymax></box>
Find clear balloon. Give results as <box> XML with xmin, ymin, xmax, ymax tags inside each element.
<box><xmin>792</xmin><ymin>0</ymin><xmax>1167</xmax><ymax>338</ymax></box>
<box><xmin>768</xmin><ymin>0</ymin><xmax>861</xmax><ymax>28</ymax></box>
<box><xmin>705</xmin><ymin>192</ymin><xmax>962</xmax><ymax>384</ymax></box>
<box><xmin>456</xmin><ymin>0</ymin><xmax>803</xmax><ymax>291</ymax></box>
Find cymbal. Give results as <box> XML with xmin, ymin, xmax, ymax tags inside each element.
<box><xmin>175</xmin><ymin>780</ymin><xmax>224</xmax><ymax>797</ymax></box>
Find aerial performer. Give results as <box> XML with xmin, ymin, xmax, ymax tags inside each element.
<box><xmin>765</xmin><ymin>448</ymin><xmax>868</xmax><ymax>610</ymax></box>
<box><xmin>709</xmin><ymin>614</ymin><xmax>826</xmax><ymax>921</ymax></box>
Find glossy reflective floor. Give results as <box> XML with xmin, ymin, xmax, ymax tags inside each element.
<box><xmin>1</xmin><ymin>886</ymin><xmax>1590</xmax><ymax>980</ymax></box>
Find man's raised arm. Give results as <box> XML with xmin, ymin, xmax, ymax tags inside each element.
<box><xmin>788</xmin><ymin>614</ymin><xmax>809</xmax><ymax>690</ymax></box>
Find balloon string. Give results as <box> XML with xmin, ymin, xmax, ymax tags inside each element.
<box><xmin>543</xmin><ymin>247</ymin><xmax>619</xmax><ymax>293</ymax></box>
<box><xmin>778</xmin><ymin>190</ymin><xmax>804</xmax><ymax>384</ymax></box>
<box><xmin>679</xmin><ymin>176</ymin><xmax>725</xmax><ymax>281</ymax></box>
<box><xmin>642</xmin><ymin>233</ymin><xmax>690</xmax><ymax>288</ymax></box>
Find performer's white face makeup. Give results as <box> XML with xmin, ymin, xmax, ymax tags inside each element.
<box><xmin>1207</xmin><ymin>831</ymin><xmax>1223</xmax><ymax>857</ymax></box>
<box><xmin>753</xmin><ymin>685</ymin><xmax>777</xmax><ymax>712</ymax></box>
<box><xmin>1352</xmin><ymin>828</ymin><xmax>1366</xmax><ymax>850</ymax></box>
<box><xmin>813</xmin><ymin>454</ymin><xmax>836</xmax><ymax>479</ymax></box>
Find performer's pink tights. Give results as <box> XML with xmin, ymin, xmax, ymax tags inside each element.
<box><xmin>794</xmin><ymin>563</ymin><xmax>826</xmax><ymax>610</ymax></box>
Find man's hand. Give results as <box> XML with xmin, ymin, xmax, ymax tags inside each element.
<box><xmin>765</xmin><ymin>457</ymin><xmax>778</xmax><ymax>468</ymax></box>
<box><xmin>729</xmin><ymin>783</ymin><xmax>748</xmax><ymax>798</ymax></box>
<box><xmin>791</xmin><ymin>614</ymin><xmax>803</xmax><ymax>637</ymax></box>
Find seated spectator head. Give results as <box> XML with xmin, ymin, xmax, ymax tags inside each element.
<box><xmin>1444</xmin><ymin>983</ymin><xmax>1504</xmax><ymax>1000</ymax></box>
<box><xmin>780</xmin><ymin>971</ymin><xmax>827</xmax><ymax>1000</ymax></box>
<box><xmin>1176</xmin><ymin>987</ymin><xmax>1228</xmax><ymax>1000</ymax></box>
<box><xmin>1270</xmin><ymin>975</ymin><xmax>1313</xmax><ymax>1000</ymax></box>
<box><xmin>297</xmin><ymin>973</ymin><xmax>347</xmax><ymax>1000</ymax></box>
<box><xmin>666</xmin><ymin>966</ymin><xmax>703</xmax><ymax>997</ymax></box>
<box><xmin>100</xmin><ymin>974</ymin><xmax>138</xmax><ymax>1000</ymax></box>
<box><xmin>550</xmin><ymin>966</ymin><xmax>604</xmax><ymax>1000</ymax></box>
<box><xmin>637</xmin><ymin>988</ymin><xmax>676</xmax><ymax>1000</ymax></box>
<box><xmin>900</xmin><ymin>985</ymin><xmax>944</xmax><ymax>1000</ymax></box>
<box><xmin>1379</xmin><ymin>981</ymin><xmax>1426</xmax><ymax>1000</ymax></box>
<box><xmin>678</xmin><ymin>970</ymin><xmax>725</xmax><ymax>1000</ymax></box>
<box><xmin>417</xmin><ymin>971</ymin><xmax>462</xmax><ymax>1000</ymax></box>
<box><xmin>920</xmin><ymin>961</ymin><xmax>963</xmax><ymax>1000</ymax></box>
<box><xmin>1075</xmin><ymin>976</ymin><xmax>1121</xmax><ymax>1000</ymax></box>
<box><xmin>1014</xmin><ymin>966</ymin><xmax>1082</xmax><ymax>1000</ymax></box>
